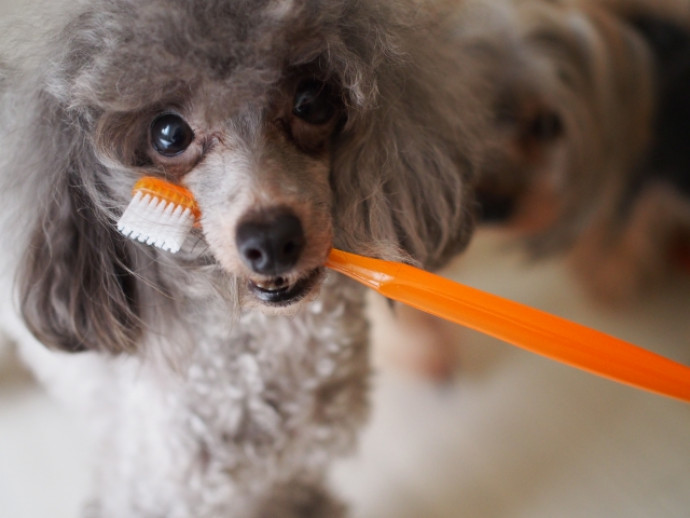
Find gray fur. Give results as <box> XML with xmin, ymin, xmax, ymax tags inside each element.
<box><xmin>0</xmin><ymin>0</ymin><xmax>491</xmax><ymax>515</ymax></box>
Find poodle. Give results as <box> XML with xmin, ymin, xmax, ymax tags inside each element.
<box><xmin>0</xmin><ymin>0</ymin><xmax>493</xmax><ymax>515</ymax></box>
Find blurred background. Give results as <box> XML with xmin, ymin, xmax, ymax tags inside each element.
<box><xmin>1</xmin><ymin>0</ymin><xmax>689</xmax><ymax>517</ymax></box>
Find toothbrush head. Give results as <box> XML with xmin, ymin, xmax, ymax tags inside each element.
<box><xmin>117</xmin><ymin>176</ymin><xmax>200</xmax><ymax>253</ymax></box>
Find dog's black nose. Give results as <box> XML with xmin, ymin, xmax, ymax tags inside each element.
<box><xmin>236</xmin><ymin>209</ymin><xmax>305</xmax><ymax>275</ymax></box>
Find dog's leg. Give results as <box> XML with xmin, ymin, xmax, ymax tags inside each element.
<box><xmin>569</xmin><ymin>184</ymin><xmax>690</xmax><ymax>304</ymax></box>
<box><xmin>82</xmin><ymin>481</ymin><xmax>346</xmax><ymax>518</ymax></box>
<box><xmin>371</xmin><ymin>293</ymin><xmax>460</xmax><ymax>381</ymax></box>
<box><xmin>251</xmin><ymin>479</ymin><xmax>347</xmax><ymax>518</ymax></box>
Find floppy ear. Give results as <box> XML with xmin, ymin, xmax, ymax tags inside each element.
<box><xmin>16</xmin><ymin>94</ymin><xmax>143</xmax><ymax>354</ymax></box>
<box><xmin>329</xmin><ymin>15</ymin><xmax>482</xmax><ymax>271</ymax></box>
<box><xmin>331</xmin><ymin>112</ymin><xmax>477</xmax><ymax>271</ymax></box>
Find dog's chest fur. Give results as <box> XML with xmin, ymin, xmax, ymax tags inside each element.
<box><xmin>22</xmin><ymin>273</ymin><xmax>370</xmax><ymax>516</ymax></box>
<box><xmin>177</xmin><ymin>272</ymin><xmax>370</xmax><ymax>468</ymax></box>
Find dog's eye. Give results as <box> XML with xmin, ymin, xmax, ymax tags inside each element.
<box><xmin>150</xmin><ymin>114</ymin><xmax>195</xmax><ymax>157</ymax></box>
<box><xmin>292</xmin><ymin>80</ymin><xmax>336</xmax><ymax>125</ymax></box>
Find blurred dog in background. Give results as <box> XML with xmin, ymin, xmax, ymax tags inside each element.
<box><xmin>475</xmin><ymin>0</ymin><xmax>690</xmax><ymax>304</ymax></box>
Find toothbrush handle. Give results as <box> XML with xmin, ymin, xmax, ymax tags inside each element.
<box><xmin>326</xmin><ymin>249</ymin><xmax>690</xmax><ymax>403</ymax></box>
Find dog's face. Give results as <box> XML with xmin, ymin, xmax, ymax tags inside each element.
<box><xmin>113</xmin><ymin>75</ymin><xmax>343</xmax><ymax>308</ymax></box>
<box><xmin>81</xmin><ymin>2</ymin><xmax>359</xmax><ymax>310</ymax></box>
<box><xmin>184</xmin><ymin>83</ymin><xmax>337</xmax><ymax>307</ymax></box>
<box><xmin>14</xmin><ymin>0</ymin><xmax>482</xmax><ymax>352</ymax></box>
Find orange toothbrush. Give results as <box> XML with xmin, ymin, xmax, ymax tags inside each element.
<box><xmin>326</xmin><ymin>249</ymin><xmax>690</xmax><ymax>403</ymax></box>
<box><xmin>118</xmin><ymin>177</ymin><xmax>690</xmax><ymax>403</ymax></box>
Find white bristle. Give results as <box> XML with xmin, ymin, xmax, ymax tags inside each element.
<box><xmin>117</xmin><ymin>191</ymin><xmax>195</xmax><ymax>254</ymax></box>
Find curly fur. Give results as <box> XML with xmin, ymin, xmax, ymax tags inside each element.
<box><xmin>0</xmin><ymin>0</ymin><xmax>492</xmax><ymax>515</ymax></box>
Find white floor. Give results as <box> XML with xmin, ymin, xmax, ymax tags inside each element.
<box><xmin>1</xmin><ymin>230</ymin><xmax>689</xmax><ymax>518</ymax></box>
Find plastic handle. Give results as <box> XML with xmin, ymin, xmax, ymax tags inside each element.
<box><xmin>326</xmin><ymin>249</ymin><xmax>690</xmax><ymax>403</ymax></box>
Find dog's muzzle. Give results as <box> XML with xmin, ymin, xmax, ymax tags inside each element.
<box><xmin>236</xmin><ymin>208</ymin><xmax>322</xmax><ymax>305</ymax></box>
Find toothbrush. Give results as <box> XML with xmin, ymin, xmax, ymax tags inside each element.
<box><xmin>118</xmin><ymin>177</ymin><xmax>690</xmax><ymax>403</ymax></box>
<box><xmin>326</xmin><ymin>249</ymin><xmax>690</xmax><ymax>403</ymax></box>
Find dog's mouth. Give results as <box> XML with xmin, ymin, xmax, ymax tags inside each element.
<box><xmin>248</xmin><ymin>268</ymin><xmax>324</xmax><ymax>306</ymax></box>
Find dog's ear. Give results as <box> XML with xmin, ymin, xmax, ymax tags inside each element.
<box><xmin>330</xmin><ymin>33</ymin><xmax>480</xmax><ymax>271</ymax></box>
<box><xmin>16</xmin><ymin>95</ymin><xmax>143</xmax><ymax>354</ymax></box>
